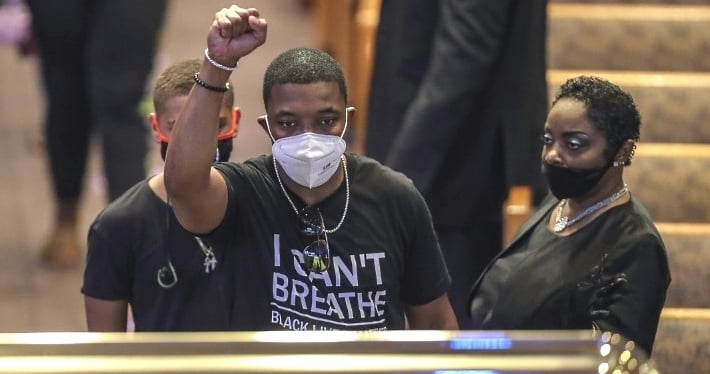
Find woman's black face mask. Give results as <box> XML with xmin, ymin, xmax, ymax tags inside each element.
<box><xmin>160</xmin><ymin>139</ymin><xmax>233</xmax><ymax>163</ymax></box>
<box><xmin>542</xmin><ymin>161</ymin><xmax>612</xmax><ymax>199</ymax></box>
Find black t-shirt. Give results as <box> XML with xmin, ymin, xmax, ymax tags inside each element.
<box><xmin>82</xmin><ymin>179</ymin><xmax>233</xmax><ymax>331</ymax></box>
<box><xmin>212</xmin><ymin>153</ymin><xmax>450</xmax><ymax>331</ymax></box>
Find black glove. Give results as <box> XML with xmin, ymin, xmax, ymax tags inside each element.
<box><xmin>575</xmin><ymin>253</ymin><xmax>627</xmax><ymax>324</ymax></box>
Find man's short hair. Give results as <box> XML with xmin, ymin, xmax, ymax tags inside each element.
<box><xmin>153</xmin><ymin>58</ymin><xmax>235</xmax><ymax>114</ymax></box>
<box><xmin>262</xmin><ymin>47</ymin><xmax>347</xmax><ymax>109</ymax></box>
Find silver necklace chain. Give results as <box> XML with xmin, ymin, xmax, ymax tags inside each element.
<box><xmin>272</xmin><ymin>155</ymin><xmax>350</xmax><ymax>234</ymax></box>
<box><xmin>554</xmin><ymin>184</ymin><xmax>629</xmax><ymax>233</ymax></box>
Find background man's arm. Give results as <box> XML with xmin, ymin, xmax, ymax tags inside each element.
<box><xmin>84</xmin><ymin>297</ymin><xmax>128</xmax><ymax>332</ymax></box>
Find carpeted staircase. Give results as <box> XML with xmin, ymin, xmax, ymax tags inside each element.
<box><xmin>549</xmin><ymin>1</ymin><xmax>710</xmax><ymax>372</ymax></box>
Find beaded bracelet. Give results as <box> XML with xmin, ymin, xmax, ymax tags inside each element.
<box><xmin>204</xmin><ymin>48</ymin><xmax>238</xmax><ymax>72</ymax></box>
<box><xmin>193</xmin><ymin>72</ymin><xmax>230</xmax><ymax>93</ymax></box>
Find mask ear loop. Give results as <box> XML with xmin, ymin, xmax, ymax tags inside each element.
<box><xmin>157</xmin><ymin>197</ymin><xmax>178</xmax><ymax>288</ymax></box>
<box><xmin>341</xmin><ymin>107</ymin><xmax>353</xmax><ymax>139</ymax></box>
<box><xmin>261</xmin><ymin>115</ymin><xmax>277</xmax><ymax>143</ymax></box>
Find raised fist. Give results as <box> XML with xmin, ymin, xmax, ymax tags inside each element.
<box><xmin>206</xmin><ymin>5</ymin><xmax>268</xmax><ymax>69</ymax></box>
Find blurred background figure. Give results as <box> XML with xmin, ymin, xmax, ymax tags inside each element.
<box><xmin>25</xmin><ymin>0</ymin><xmax>168</xmax><ymax>268</ymax></box>
<box><xmin>0</xmin><ymin>0</ymin><xmax>30</xmax><ymax>47</ymax></box>
<box><xmin>365</xmin><ymin>0</ymin><xmax>549</xmax><ymax>328</ymax></box>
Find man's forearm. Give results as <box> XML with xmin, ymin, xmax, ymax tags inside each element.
<box><xmin>164</xmin><ymin>62</ymin><xmax>231</xmax><ymax>199</ymax></box>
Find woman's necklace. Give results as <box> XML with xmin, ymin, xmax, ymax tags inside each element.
<box><xmin>272</xmin><ymin>155</ymin><xmax>350</xmax><ymax>234</ymax></box>
<box><xmin>553</xmin><ymin>184</ymin><xmax>629</xmax><ymax>233</ymax></box>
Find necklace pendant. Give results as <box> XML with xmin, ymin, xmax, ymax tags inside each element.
<box><xmin>203</xmin><ymin>254</ymin><xmax>217</xmax><ymax>273</ymax></box>
<box><xmin>553</xmin><ymin>216</ymin><xmax>568</xmax><ymax>233</ymax></box>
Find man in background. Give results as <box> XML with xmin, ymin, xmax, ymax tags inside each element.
<box><xmin>82</xmin><ymin>58</ymin><xmax>240</xmax><ymax>331</ymax></box>
<box><xmin>366</xmin><ymin>0</ymin><xmax>549</xmax><ymax>327</ymax></box>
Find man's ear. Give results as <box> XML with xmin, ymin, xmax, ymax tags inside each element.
<box><xmin>344</xmin><ymin>106</ymin><xmax>356</xmax><ymax>133</ymax></box>
<box><xmin>148</xmin><ymin>113</ymin><xmax>161</xmax><ymax>143</ymax></box>
<box><xmin>232</xmin><ymin>107</ymin><xmax>242</xmax><ymax>134</ymax></box>
<box><xmin>346</xmin><ymin>106</ymin><xmax>356</xmax><ymax>119</ymax></box>
<box><xmin>257</xmin><ymin>115</ymin><xmax>268</xmax><ymax>133</ymax></box>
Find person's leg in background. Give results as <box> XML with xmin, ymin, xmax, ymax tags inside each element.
<box><xmin>437</xmin><ymin>220</ymin><xmax>502</xmax><ymax>330</ymax></box>
<box><xmin>87</xmin><ymin>0</ymin><xmax>168</xmax><ymax>200</ymax></box>
<box><xmin>26</xmin><ymin>0</ymin><xmax>91</xmax><ymax>267</ymax></box>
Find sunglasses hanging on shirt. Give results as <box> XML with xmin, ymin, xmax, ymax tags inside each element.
<box><xmin>298</xmin><ymin>207</ymin><xmax>330</xmax><ymax>273</ymax></box>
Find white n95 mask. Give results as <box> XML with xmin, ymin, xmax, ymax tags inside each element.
<box><xmin>272</xmin><ymin>132</ymin><xmax>346</xmax><ymax>189</ymax></box>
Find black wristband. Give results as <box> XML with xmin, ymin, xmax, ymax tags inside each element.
<box><xmin>193</xmin><ymin>72</ymin><xmax>230</xmax><ymax>93</ymax></box>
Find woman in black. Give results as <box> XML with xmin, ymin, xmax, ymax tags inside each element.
<box><xmin>469</xmin><ymin>76</ymin><xmax>670</xmax><ymax>356</ymax></box>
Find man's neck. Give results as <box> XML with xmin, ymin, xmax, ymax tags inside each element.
<box><xmin>148</xmin><ymin>173</ymin><xmax>169</xmax><ymax>203</ymax></box>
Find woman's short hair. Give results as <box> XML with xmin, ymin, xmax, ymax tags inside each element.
<box><xmin>552</xmin><ymin>75</ymin><xmax>641</xmax><ymax>158</ymax></box>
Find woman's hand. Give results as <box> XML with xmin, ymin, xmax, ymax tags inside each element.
<box><xmin>576</xmin><ymin>253</ymin><xmax>628</xmax><ymax>321</ymax></box>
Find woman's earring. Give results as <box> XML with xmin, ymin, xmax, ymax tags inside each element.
<box><xmin>626</xmin><ymin>144</ymin><xmax>637</xmax><ymax>166</ymax></box>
